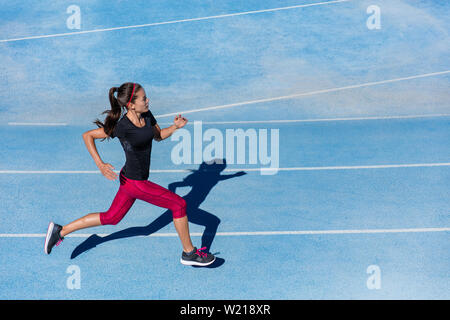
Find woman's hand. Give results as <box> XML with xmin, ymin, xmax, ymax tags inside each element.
<box><xmin>174</xmin><ymin>114</ymin><xmax>188</xmax><ymax>129</ymax></box>
<box><xmin>98</xmin><ymin>162</ymin><xmax>118</xmax><ymax>180</ymax></box>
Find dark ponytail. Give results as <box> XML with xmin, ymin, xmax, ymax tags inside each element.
<box><xmin>93</xmin><ymin>82</ymin><xmax>142</xmax><ymax>140</ymax></box>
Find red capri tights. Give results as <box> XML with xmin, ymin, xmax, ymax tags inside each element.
<box><xmin>99</xmin><ymin>170</ymin><xmax>187</xmax><ymax>225</ymax></box>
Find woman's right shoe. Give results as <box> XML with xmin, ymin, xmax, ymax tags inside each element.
<box><xmin>180</xmin><ymin>247</ymin><xmax>216</xmax><ymax>266</ymax></box>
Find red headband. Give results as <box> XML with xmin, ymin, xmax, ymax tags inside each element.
<box><xmin>126</xmin><ymin>83</ymin><xmax>136</xmax><ymax>107</ymax></box>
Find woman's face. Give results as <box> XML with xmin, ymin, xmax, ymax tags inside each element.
<box><xmin>129</xmin><ymin>88</ymin><xmax>149</xmax><ymax>113</ymax></box>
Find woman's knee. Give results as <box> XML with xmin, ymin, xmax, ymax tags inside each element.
<box><xmin>99</xmin><ymin>210</ymin><xmax>124</xmax><ymax>225</ymax></box>
<box><xmin>171</xmin><ymin>196</ymin><xmax>187</xmax><ymax>219</ymax></box>
<box><xmin>178</xmin><ymin>197</ymin><xmax>187</xmax><ymax>210</ymax></box>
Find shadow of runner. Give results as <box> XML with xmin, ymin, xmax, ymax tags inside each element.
<box><xmin>71</xmin><ymin>159</ymin><xmax>246</xmax><ymax>268</ymax></box>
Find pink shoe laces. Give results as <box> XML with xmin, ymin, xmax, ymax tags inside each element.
<box><xmin>55</xmin><ymin>237</ymin><xmax>64</xmax><ymax>247</ymax></box>
<box><xmin>195</xmin><ymin>247</ymin><xmax>208</xmax><ymax>258</ymax></box>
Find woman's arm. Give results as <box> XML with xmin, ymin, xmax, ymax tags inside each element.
<box><xmin>82</xmin><ymin>127</ymin><xmax>118</xmax><ymax>180</ymax></box>
<box><xmin>153</xmin><ymin>123</ymin><xmax>177</xmax><ymax>142</ymax></box>
<box><xmin>153</xmin><ymin>114</ymin><xmax>188</xmax><ymax>141</ymax></box>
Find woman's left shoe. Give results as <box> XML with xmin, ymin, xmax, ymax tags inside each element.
<box><xmin>44</xmin><ymin>222</ymin><xmax>64</xmax><ymax>254</ymax></box>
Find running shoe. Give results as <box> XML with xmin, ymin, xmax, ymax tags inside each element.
<box><xmin>44</xmin><ymin>222</ymin><xmax>64</xmax><ymax>254</ymax></box>
<box><xmin>180</xmin><ymin>247</ymin><xmax>216</xmax><ymax>266</ymax></box>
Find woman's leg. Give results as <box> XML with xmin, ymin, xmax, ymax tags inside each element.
<box><xmin>60</xmin><ymin>186</ymin><xmax>136</xmax><ymax>237</ymax></box>
<box><xmin>173</xmin><ymin>215</ymin><xmax>194</xmax><ymax>253</ymax></box>
<box><xmin>130</xmin><ymin>179</ymin><xmax>194</xmax><ymax>253</ymax></box>
<box><xmin>60</xmin><ymin>213</ymin><xmax>101</xmax><ymax>237</ymax></box>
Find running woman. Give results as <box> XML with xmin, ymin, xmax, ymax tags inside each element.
<box><xmin>44</xmin><ymin>82</ymin><xmax>215</xmax><ymax>267</ymax></box>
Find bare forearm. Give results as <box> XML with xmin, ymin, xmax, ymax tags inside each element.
<box><xmin>154</xmin><ymin>115</ymin><xmax>187</xmax><ymax>141</ymax></box>
<box><xmin>159</xmin><ymin>124</ymin><xmax>178</xmax><ymax>140</ymax></box>
<box><xmin>82</xmin><ymin>134</ymin><xmax>103</xmax><ymax>166</ymax></box>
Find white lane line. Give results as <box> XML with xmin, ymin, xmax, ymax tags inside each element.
<box><xmin>156</xmin><ymin>113</ymin><xmax>450</xmax><ymax>125</ymax></box>
<box><xmin>1</xmin><ymin>163</ymin><xmax>449</xmax><ymax>174</ymax></box>
<box><xmin>7</xmin><ymin>122</ymin><xmax>68</xmax><ymax>126</ymax></box>
<box><xmin>7</xmin><ymin>113</ymin><xmax>450</xmax><ymax>127</ymax></box>
<box><xmin>155</xmin><ymin>70</ymin><xmax>450</xmax><ymax>118</ymax></box>
<box><xmin>0</xmin><ymin>170</ymin><xmax>193</xmax><ymax>174</ymax></box>
<box><xmin>0</xmin><ymin>0</ymin><xmax>350</xmax><ymax>43</ymax></box>
<box><xmin>1</xmin><ymin>227</ymin><xmax>449</xmax><ymax>238</ymax></box>
<box><xmin>257</xmin><ymin>163</ymin><xmax>450</xmax><ymax>171</ymax></box>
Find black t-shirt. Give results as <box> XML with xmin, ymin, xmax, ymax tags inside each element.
<box><xmin>110</xmin><ymin>110</ymin><xmax>158</xmax><ymax>180</ymax></box>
